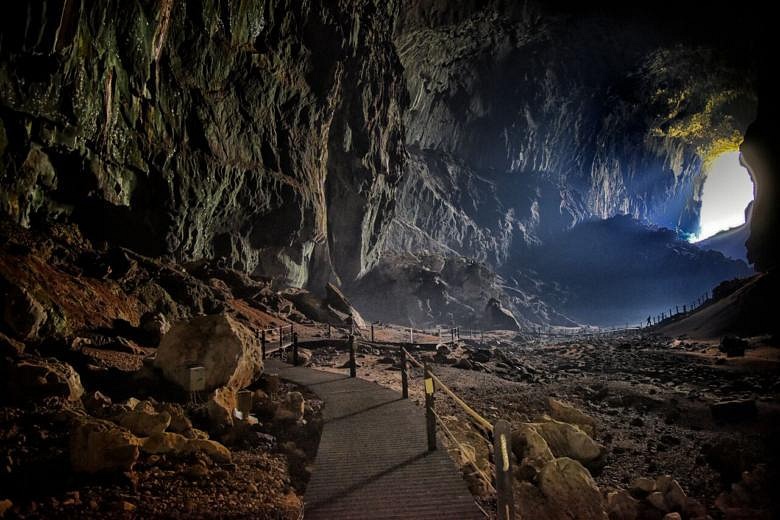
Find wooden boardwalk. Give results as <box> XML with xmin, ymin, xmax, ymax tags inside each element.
<box><xmin>265</xmin><ymin>359</ymin><xmax>482</xmax><ymax>519</ymax></box>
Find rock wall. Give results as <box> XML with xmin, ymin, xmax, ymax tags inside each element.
<box><xmin>0</xmin><ymin>0</ymin><xmax>407</xmax><ymax>289</ymax></box>
<box><xmin>386</xmin><ymin>1</ymin><xmax>758</xmax><ymax>266</ymax></box>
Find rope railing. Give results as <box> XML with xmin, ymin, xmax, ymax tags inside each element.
<box><xmin>430</xmin><ymin>408</ymin><xmax>497</xmax><ymax>494</ymax></box>
<box><xmin>398</xmin><ymin>347</ymin><xmax>515</xmax><ymax>520</ymax></box>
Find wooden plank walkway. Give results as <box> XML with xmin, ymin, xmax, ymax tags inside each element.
<box><xmin>265</xmin><ymin>359</ymin><xmax>483</xmax><ymax>519</ymax></box>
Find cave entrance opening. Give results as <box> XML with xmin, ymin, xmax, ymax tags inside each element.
<box><xmin>695</xmin><ymin>151</ymin><xmax>754</xmax><ymax>241</ymax></box>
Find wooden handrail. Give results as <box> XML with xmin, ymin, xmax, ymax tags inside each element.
<box><xmin>401</xmin><ymin>347</ymin><xmax>493</xmax><ymax>432</ymax></box>
<box><xmin>428</xmin><ymin>371</ymin><xmax>493</xmax><ymax>432</ymax></box>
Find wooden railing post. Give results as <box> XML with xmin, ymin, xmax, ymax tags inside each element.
<box><xmin>424</xmin><ymin>362</ymin><xmax>436</xmax><ymax>451</ymax></box>
<box><xmin>371</xmin><ymin>323</ymin><xmax>375</xmax><ymax>342</ymax></box>
<box><xmin>493</xmin><ymin>419</ymin><xmax>515</xmax><ymax>520</ymax></box>
<box><xmin>278</xmin><ymin>326</ymin><xmax>283</xmax><ymax>350</ymax></box>
<box><xmin>260</xmin><ymin>329</ymin><xmax>266</xmax><ymax>359</ymax></box>
<box><xmin>409</xmin><ymin>327</ymin><xmax>414</xmax><ymax>344</ymax></box>
<box><xmin>292</xmin><ymin>332</ymin><xmax>299</xmax><ymax>366</ymax></box>
<box><xmin>400</xmin><ymin>348</ymin><xmax>409</xmax><ymax>399</ymax></box>
<box><xmin>349</xmin><ymin>335</ymin><xmax>356</xmax><ymax>378</ymax></box>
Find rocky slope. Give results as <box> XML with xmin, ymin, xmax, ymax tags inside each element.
<box><xmin>349</xmin><ymin>252</ymin><xmax>575</xmax><ymax>328</ymax></box>
<box><xmin>516</xmin><ymin>216</ymin><xmax>753</xmax><ymax>326</ymax></box>
<box><xmin>0</xmin><ymin>0</ymin><xmax>406</xmax><ymax>289</ymax></box>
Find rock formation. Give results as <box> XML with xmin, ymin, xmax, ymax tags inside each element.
<box><xmin>0</xmin><ymin>0</ymin><xmax>406</xmax><ymax>289</ymax></box>
<box><xmin>155</xmin><ymin>313</ymin><xmax>262</xmax><ymax>391</ymax></box>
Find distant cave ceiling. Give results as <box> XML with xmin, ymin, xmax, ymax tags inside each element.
<box><xmin>0</xmin><ymin>0</ymin><xmax>773</xmax><ymax>293</ymax></box>
<box><xmin>383</xmin><ymin>0</ymin><xmax>760</xmax><ymax>268</ymax></box>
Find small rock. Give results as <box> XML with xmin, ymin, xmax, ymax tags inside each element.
<box><xmin>70</xmin><ymin>417</ymin><xmax>141</xmax><ymax>473</ymax></box>
<box><xmin>158</xmin><ymin>403</ymin><xmax>192</xmax><ymax>433</ymax></box>
<box><xmin>630</xmin><ymin>477</ymin><xmax>656</xmax><ymax>496</ymax></box>
<box><xmin>662</xmin><ymin>514</ymin><xmax>681</xmax><ymax>520</ymax></box>
<box><xmin>665</xmin><ymin>479</ymin><xmax>687</xmax><ymax>511</ymax></box>
<box><xmin>184</xmin><ymin>439</ymin><xmax>231</xmax><ymax>463</ymax></box>
<box><xmin>185</xmin><ymin>462</ymin><xmax>210</xmax><ymax>479</ymax></box>
<box><xmin>275</xmin><ymin>392</ymin><xmax>304</xmax><ymax>423</ymax></box>
<box><xmin>719</xmin><ymin>335</ymin><xmax>748</xmax><ymax>357</ymax></box>
<box><xmin>119</xmin><ymin>409</ymin><xmax>171</xmax><ymax>437</ymax></box>
<box><xmin>119</xmin><ymin>501</ymin><xmax>136</xmax><ymax>512</ymax></box>
<box><xmin>207</xmin><ymin>386</ymin><xmax>238</xmax><ymax>430</ymax></box>
<box><xmin>140</xmin><ymin>312</ymin><xmax>170</xmax><ymax>346</ymax></box>
<box><xmin>82</xmin><ymin>390</ymin><xmax>112</xmax><ymax>416</ymax></box>
<box><xmin>606</xmin><ymin>490</ymin><xmax>640</xmax><ymax>520</ymax></box>
<box><xmin>7</xmin><ymin>359</ymin><xmax>84</xmax><ymax>402</ymax></box>
<box><xmin>683</xmin><ymin>497</ymin><xmax>707</xmax><ymax>518</ymax></box>
<box><xmin>647</xmin><ymin>491</ymin><xmax>669</xmax><ymax>512</ymax></box>
<box><xmin>1</xmin><ymin>284</ymin><xmax>46</xmax><ymax>340</ymax></box>
<box><xmin>454</xmin><ymin>358</ymin><xmax>473</xmax><ymax>370</ymax></box>
<box><xmin>0</xmin><ymin>499</ymin><xmax>13</xmax><ymax>517</ymax></box>
<box><xmin>294</xmin><ymin>348</ymin><xmax>312</xmax><ymax>366</ymax></box>
<box><xmin>142</xmin><ymin>432</ymin><xmax>189</xmax><ymax>454</ymax></box>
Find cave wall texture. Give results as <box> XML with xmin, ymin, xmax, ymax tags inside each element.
<box><xmin>383</xmin><ymin>0</ymin><xmax>760</xmax><ymax>268</ymax></box>
<box><xmin>0</xmin><ymin>0</ymin><xmax>406</xmax><ymax>290</ymax></box>
<box><xmin>1</xmin><ymin>0</ymin><xmax>776</xmax><ymax>304</ymax></box>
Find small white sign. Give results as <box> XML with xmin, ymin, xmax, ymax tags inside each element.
<box><xmin>188</xmin><ymin>366</ymin><xmax>206</xmax><ymax>392</ymax></box>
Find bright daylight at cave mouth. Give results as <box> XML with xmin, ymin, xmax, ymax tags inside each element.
<box><xmin>696</xmin><ymin>151</ymin><xmax>755</xmax><ymax>241</ymax></box>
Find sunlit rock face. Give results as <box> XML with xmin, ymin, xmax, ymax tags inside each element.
<box><xmin>385</xmin><ymin>1</ymin><xmax>758</xmax><ymax>267</ymax></box>
<box><xmin>0</xmin><ymin>0</ymin><xmax>406</xmax><ymax>289</ymax></box>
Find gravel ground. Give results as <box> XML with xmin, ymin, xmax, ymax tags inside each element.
<box><xmin>309</xmin><ymin>331</ymin><xmax>780</xmax><ymax>516</ymax></box>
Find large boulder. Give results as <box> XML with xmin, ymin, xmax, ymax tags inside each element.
<box><xmin>548</xmin><ymin>398</ymin><xmax>597</xmax><ymax>436</ymax></box>
<box><xmin>5</xmin><ymin>358</ymin><xmax>84</xmax><ymax>402</ymax></box>
<box><xmin>530</xmin><ymin>420</ymin><xmax>606</xmax><ymax>470</ymax></box>
<box><xmin>719</xmin><ymin>335</ymin><xmax>748</xmax><ymax>357</ymax></box>
<box><xmin>516</xmin><ymin>457</ymin><xmax>607</xmax><ymax>520</ymax></box>
<box><xmin>511</xmin><ymin>423</ymin><xmax>555</xmax><ymax>480</ymax></box>
<box><xmin>70</xmin><ymin>417</ymin><xmax>142</xmax><ymax>473</ymax></box>
<box><xmin>606</xmin><ymin>490</ymin><xmax>640</xmax><ymax>520</ymax></box>
<box><xmin>142</xmin><ymin>432</ymin><xmax>231</xmax><ymax>463</ymax></box>
<box><xmin>155</xmin><ymin>313</ymin><xmax>262</xmax><ymax>391</ymax></box>
<box><xmin>1</xmin><ymin>283</ymin><xmax>46</xmax><ymax>340</ymax></box>
<box><xmin>324</xmin><ymin>283</ymin><xmax>367</xmax><ymax>329</ymax></box>
<box><xmin>537</xmin><ymin>457</ymin><xmax>607</xmax><ymax>520</ymax></box>
<box><xmin>483</xmin><ymin>298</ymin><xmax>521</xmax><ymax>331</ymax></box>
